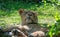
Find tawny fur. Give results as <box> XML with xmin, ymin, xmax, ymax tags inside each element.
<box><xmin>18</xmin><ymin>9</ymin><xmax>49</xmax><ymax>37</ymax></box>
<box><xmin>19</xmin><ymin>9</ymin><xmax>38</xmax><ymax>25</ymax></box>
<box><xmin>29</xmin><ymin>31</ymin><xmax>46</xmax><ymax>37</ymax></box>
<box><xmin>1</xmin><ymin>25</ymin><xmax>29</xmax><ymax>36</ymax></box>
<box><xmin>19</xmin><ymin>9</ymin><xmax>48</xmax><ymax>33</ymax></box>
<box><xmin>11</xmin><ymin>29</ymin><xmax>27</xmax><ymax>37</ymax></box>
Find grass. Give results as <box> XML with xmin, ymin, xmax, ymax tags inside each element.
<box><xmin>0</xmin><ymin>1</ymin><xmax>60</xmax><ymax>27</ymax></box>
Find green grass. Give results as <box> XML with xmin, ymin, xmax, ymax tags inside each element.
<box><xmin>0</xmin><ymin>1</ymin><xmax>60</xmax><ymax>26</ymax></box>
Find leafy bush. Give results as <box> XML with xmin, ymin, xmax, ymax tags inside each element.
<box><xmin>47</xmin><ymin>12</ymin><xmax>60</xmax><ymax>37</ymax></box>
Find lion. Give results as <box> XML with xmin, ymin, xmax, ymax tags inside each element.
<box><xmin>18</xmin><ymin>9</ymin><xmax>49</xmax><ymax>37</ymax></box>
<box><xmin>18</xmin><ymin>9</ymin><xmax>48</xmax><ymax>33</ymax></box>
<box><xmin>19</xmin><ymin>9</ymin><xmax>38</xmax><ymax>25</ymax></box>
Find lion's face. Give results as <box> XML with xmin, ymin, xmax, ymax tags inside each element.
<box><xmin>19</xmin><ymin>9</ymin><xmax>38</xmax><ymax>24</ymax></box>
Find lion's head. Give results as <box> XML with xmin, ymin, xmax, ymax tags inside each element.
<box><xmin>19</xmin><ymin>9</ymin><xmax>38</xmax><ymax>25</ymax></box>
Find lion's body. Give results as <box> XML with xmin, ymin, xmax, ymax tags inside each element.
<box><xmin>11</xmin><ymin>29</ymin><xmax>27</xmax><ymax>37</ymax></box>
<box><xmin>19</xmin><ymin>9</ymin><xmax>47</xmax><ymax>32</ymax></box>
<box><xmin>19</xmin><ymin>9</ymin><xmax>47</xmax><ymax>37</ymax></box>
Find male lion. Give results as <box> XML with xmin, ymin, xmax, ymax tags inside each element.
<box><xmin>19</xmin><ymin>9</ymin><xmax>47</xmax><ymax>37</ymax></box>
<box><xmin>19</xmin><ymin>9</ymin><xmax>38</xmax><ymax>25</ymax></box>
<box><xmin>19</xmin><ymin>9</ymin><xmax>47</xmax><ymax>32</ymax></box>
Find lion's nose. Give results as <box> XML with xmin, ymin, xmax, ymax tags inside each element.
<box><xmin>27</xmin><ymin>16</ymin><xmax>30</xmax><ymax>19</ymax></box>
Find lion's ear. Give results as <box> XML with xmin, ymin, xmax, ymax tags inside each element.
<box><xmin>19</xmin><ymin>9</ymin><xmax>24</xmax><ymax>14</ymax></box>
<box><xmin>31</xmin><ymin>10</ymin><xmax>38</xmax><ymax>16</ymax></box>
<box><xmin>33</xmin><ymin>12</ymin><xmax>38</xmax><ymax>16</ymax></box>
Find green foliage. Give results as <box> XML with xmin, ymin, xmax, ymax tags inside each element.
<box><xmin>47</xmin><ymin>12</ymin><xmax>60</xmax><ymax>37</ymax></box>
